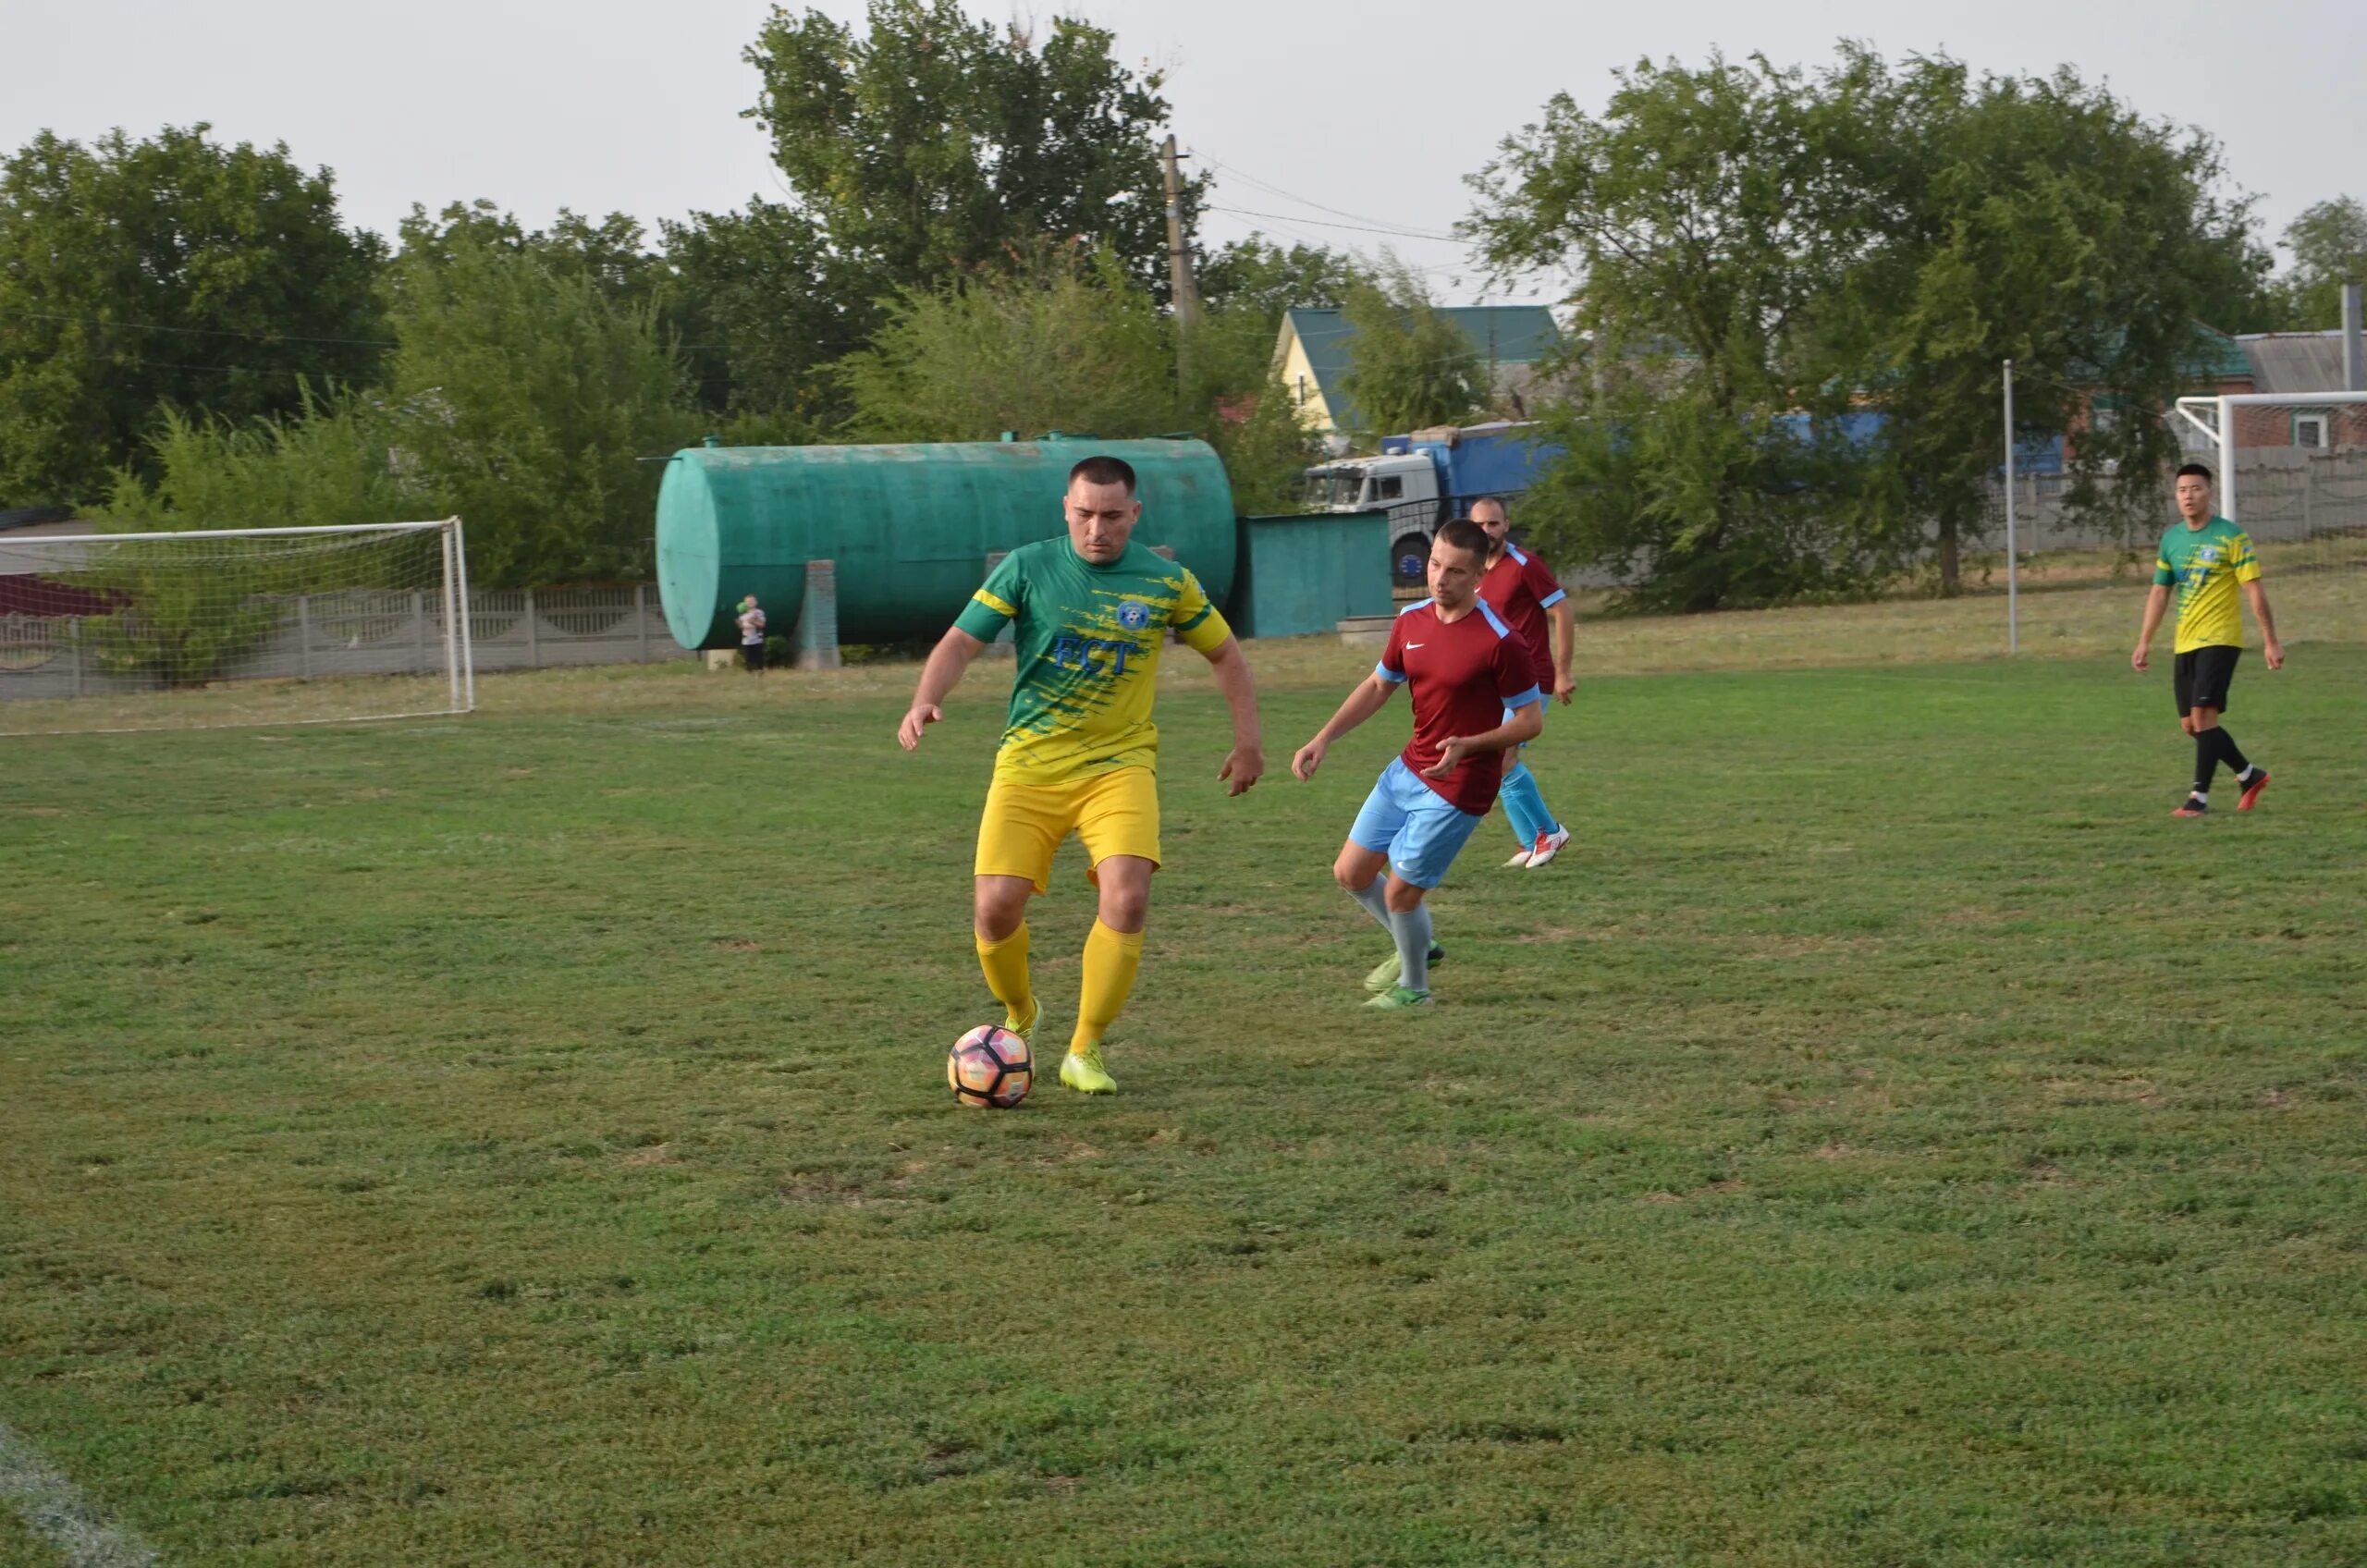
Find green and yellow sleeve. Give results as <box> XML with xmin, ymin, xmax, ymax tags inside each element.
<box><xmin>954</xmin><ymin>552</ymin><xmax>1026</xmax><ymax>642</ymax></box>
<box><xmin>1168</xmin><ymin>568</ymin><xmax>1232</xmax><ymax>655</ymax></box>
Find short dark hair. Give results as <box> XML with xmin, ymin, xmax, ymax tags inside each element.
<box><xmin>1068</xmin><ymin>455</ymin><xmax>1137</xmax><ymax>496</ymax></box>
<box><xmin>2176</xmin><ymin>462</ymin><xmax>2214</xmax><ymax>484</ymax></box>
<box><xmin>1434</xmin><ymin>519</ymin><xmax>1490</xmax><ymax>561</ymax></box>
<box><xmin>1466</xmin><ymin>496</ymin><xmax>1508</xmax><ymax>521</ymax></box>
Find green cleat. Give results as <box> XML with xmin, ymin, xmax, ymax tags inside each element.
<box><xmin>1362</xmin><ymin>943</ymin><xmax>1446</xmax><ymax>994</ymax></box>
<box><xmin>1363</xmin><ymin>986</ymin><xmax>1433</xmax><ymax>1011</ymax></box>
<box><xmin>1005</xmin><ymin>1000</ymin><xmax>1041</xmax><ymax>1046</ymax></box>
<box><xmin>1060</xmin><ymin>1045</ymin><xmax>1117</xmax><ymax>1095</ymax></box>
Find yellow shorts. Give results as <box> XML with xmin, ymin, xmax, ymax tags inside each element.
<box><xmin>975</xmin><ymin>766</ymin><xmax>1161</xmax><ymax>893</ymax></box>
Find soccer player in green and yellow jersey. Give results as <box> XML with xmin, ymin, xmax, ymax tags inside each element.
<box><xmin>898</xmin><ymin>455</ymin><xmax>1264</xmax><ymax>1094</ymax></box>
<box><xmin>2132</xmin><ymin>462</ymin><xmax>2286</xmax><ymax>817</ymax></box>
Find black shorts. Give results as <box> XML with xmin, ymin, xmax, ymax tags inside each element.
<box><xmin>2173</xmin><ymin>645</ymin><xmax>2239</xmax><ymax>716</ymax></box>
<box><xmin>742</xmin><ymin>642</ymin><xmax>767</xmax><ymax>671</ymax></box>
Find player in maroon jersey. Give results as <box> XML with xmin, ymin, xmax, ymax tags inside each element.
<box><xmin>1290</xmin><ymin>520</ymin><xmax>1544</xmax><ymax>1008</ymax></box>
<box><xmin>1470</xmin><ymin>496</ymin><xmax>1574</xmax><ymax>867</ymax></box>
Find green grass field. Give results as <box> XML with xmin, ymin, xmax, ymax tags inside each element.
<box><xmin>4</xmin><ymin>602</ymin><xmax>2364</xmax><ymax>1566</ymax></box>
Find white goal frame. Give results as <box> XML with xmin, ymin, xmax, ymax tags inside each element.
<box><xmin>2173</xmin><ymin>392</ymin><xmax>2367</xmax><ymax>526</ymax></box>
<box><xmin>1</xmin><ymin>515</ymin><xmax>475</xmax><ymax>732</ymax></box>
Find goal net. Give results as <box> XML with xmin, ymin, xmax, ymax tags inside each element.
<box><xmin>0</xmin><ymin>518</ymin><xmax>474</xmax><ymax>736</ymax></box>
<box><xmin>2174</xmin><ymin>393</ymin><xmax>2367</xmax><ymax>580</ymax></box>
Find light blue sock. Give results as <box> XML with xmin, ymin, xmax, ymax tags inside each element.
<box><xmin>1346</xmin><ymin>876</ymin><xmax>1393</xmax><ymax>933</ymax></box>
<box><xmin>1500</xmin><ymin>762</ymin><xmax>1553</xmax><ymax>845</ymax></box>
<box><xmin>1386</xmin><ymin>902</ymin><xmax>1434</xmax><ymax>992</ymax></box>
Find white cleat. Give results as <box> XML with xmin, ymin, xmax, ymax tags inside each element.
<box><xmin>1525</xmin><ymin>827</ymin><xmax>1571</xmax><ymax>869</ymax></box>
<box><xmin>1502</xmin><ymin>848</ymin><xmax>1534</xmax><ymax>868</ymax></box>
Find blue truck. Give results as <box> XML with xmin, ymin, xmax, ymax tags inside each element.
<box><xmin>1303</xmin><ymin>421</ymin><xmax>1564</xmax><ymax>584</ymax></box>
<box><xmin>1306</xmin><ymin>411</ymin><xmax>2056</xmax><ymax>588</ymax></box>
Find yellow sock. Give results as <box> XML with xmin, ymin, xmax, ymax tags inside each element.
<box><xmin>1071</xmin><ymin>920</ymin><xmax>1144</xmax><ymax>1055</ymax></box>
<box><xmin>975</xmin><ymin>924</ymin><xmax>1036</xmax><ymax>1029</ymax></box>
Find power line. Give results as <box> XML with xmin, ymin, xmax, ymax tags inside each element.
<box><xmin>1204</xmin><ymin>206</ymin><xmax>1461</xmax><ymax>244</ymax></box>
<box><xmin>1209</xmin><ymin>161</ymin><xmax>1457</xmax><ymax>240</ymax></box>
<box><xmin>1206</xmin><ymin>204</ymin><xmax>1471</xmax><ymax>281</ymax></box>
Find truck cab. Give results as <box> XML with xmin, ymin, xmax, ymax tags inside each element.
<box><xmin>1302</xmin><ymin>452</ymin><xmax>1446</xmax><ymax>589</ymax></box>
<box><xmin>1301</xmin><ymin>451</ymin><xmax>1441</xmax><ymax>516</ymax></box>
<box><xmin>1306</xmin><ymin>422</ymin><xmax>1560</xmax><ymax>586</ymax></box>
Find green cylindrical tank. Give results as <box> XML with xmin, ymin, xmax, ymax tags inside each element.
<box><xmin>656</xmin><ymin>437</ymin><xmax>1237</xmax><ymax>649</ymax></box>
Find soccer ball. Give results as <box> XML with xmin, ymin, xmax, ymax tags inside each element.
<box><xmin>948</xmin><ymin>1024</ymin><xmax>1032</xmax><ymax>1109</ymax></box>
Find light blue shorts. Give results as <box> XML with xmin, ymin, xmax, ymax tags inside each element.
<box><xmin>1348</xmin><ymin>756</ymin><xmax>1485</xmax><ymax>888</ymax></box>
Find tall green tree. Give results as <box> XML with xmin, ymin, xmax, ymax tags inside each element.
<box><xmin>389</xmin><ymin>200</ymin><xmax>665</xmax><ymax>309</ymax></box>
<box><xmin>838</xmin><ymin>247</ymin><xmax>1176</xmax><ymax>444</ymax></box>
<box><xmin>1468</xmin><ymin>48</ymin><xmax>2271</xmax><ymax>606</ymax></box>
<box><xmin>838</xmin><ymin>245</ymin><xmax>1318</xmax><ymax>512</ymax></box>
<box><xmin>1333</xmin><ymin>257</ymin><xmax>1488</xmax><ymax>439</ymax></box>
<box><xmin>1466</xmin><ymin>55</ymin><xmax>1883</xmax><ymax>607</ymax></box>
<box><xmin>744</xmin><ymin>0</ymin><xmax>1201</xmax><ymax>312</ymax></box>
<box><xmin>1197</xmin><ymin>238</ymin><xmax>1369</xmax><ymax>324</ymax></box>
<box><xmin>658</xmin><ymin>201</ymin><xmax>863</xmax><ymax>427</ymax></box>
<box><xmin>2272</xmin><ymin>196</ymin><xmax>2367</xmax><ymax>328</ymax></box>
<box><xmin>376</xmin><ymin>206</ymin><xmax>698</xmax><ymax>586</ymax></box>
<box><xmin>1830</xmin><ymin>54</ymin><xmax>2269</xmax><ymax>589</ymax></box>
<box><xmin>0</xmin><ymin>125</ymin><xmax>385</xmax><ymax>507</ymax></box>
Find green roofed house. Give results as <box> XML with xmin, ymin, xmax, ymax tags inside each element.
<box><xmin>1273</xmin><ymin>305</ymin><xmax>1563</xmax><ymax>437</ymax></box>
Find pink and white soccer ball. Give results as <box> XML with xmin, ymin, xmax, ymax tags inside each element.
<box><xmin>947</xmin><ymin>1024</ymin><xmax>1032</xmax><ymax>1109</ymax></box>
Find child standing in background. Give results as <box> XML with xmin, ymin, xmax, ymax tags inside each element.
<box><xmin>738</xmin><ymin>594</ymin><xmax>767</xmax><ymax>673</ymax></box>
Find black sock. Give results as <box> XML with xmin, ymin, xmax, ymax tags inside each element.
<box><xmin>2193</xmin><ymin>733</ymin><xmax>2216</xmax><ymax>797</ymax></box>
<box><xmin>2209</xmin><ymin>728</ymin><xmax>2250</xmax><ymax>778</ymax></box>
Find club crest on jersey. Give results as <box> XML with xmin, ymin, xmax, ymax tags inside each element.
<box><xmin>1116</xmin><ymin>599</ymin><xmax>1152</xmax><ymax>631</ymax></box>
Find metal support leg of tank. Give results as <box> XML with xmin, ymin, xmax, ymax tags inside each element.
<box><xmin>793</xmin><ymin>558</ymin><xmax>843</xmax><ymax>670</ymax></box>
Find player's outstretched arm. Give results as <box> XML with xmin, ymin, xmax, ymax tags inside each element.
<box><xmin>2242</xmin><ymin>579</ymin><xmax>2285</xmax><ymax>668</ymax></box>
<box><xmin>900</xmin><ymin>626</ymin><xmax>987</xmax><ymax>750</ymax></box>
<box><xmin>1292</xmin><ymin>674</ymin><xmax>1396</xmax><ymax>782</ymax></box>
<box><xmin>1198</xmin><ymin>635</ymin><xmax>1265</xmax><ymax>795</ymax></box>
<box><xmin>2132</xmin><ymin>585</ymin><xmax>2170</xmax><ymax>673</ymax></box>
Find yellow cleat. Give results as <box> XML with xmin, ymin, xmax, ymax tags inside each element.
<box><xmin>1060</xmin><ymin>1045</ymin><xmax>1117</xmax><ymax>1095</ymax></box>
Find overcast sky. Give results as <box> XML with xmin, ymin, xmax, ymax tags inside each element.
<box><xmin>6</xmin><ymin>0</ymin><xmax>2359</xmax><ymax>308</ymax></box>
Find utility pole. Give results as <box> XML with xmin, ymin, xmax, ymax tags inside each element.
<box><xmin>2002</xmin><ymin>360</ymin><xmax>2017</xmax><ymax>655</ymax></box>
<box><xmin>1162</xmin><ymin>134</ymin><xmax>1201</xmax><ymax>389</ymax></box>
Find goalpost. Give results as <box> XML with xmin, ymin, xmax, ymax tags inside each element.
<box><xmin>2172</xmin><ymin>392</ymin><xmax>2367</xmax><ymax>582</ymax></box>
<box><xmin>0</xmin><ymin>517</ymin><xmax>475</xmax><ymax>736</ymax></box>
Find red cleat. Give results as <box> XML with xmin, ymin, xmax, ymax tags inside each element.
<box><xmin>2237</xmin><ymin>769</ymin><xmax>2272</xmax><ymax>812</ymax></box>
<box><xmin>2172</xmin><ymin>795</ymin><xmax>2208</xmax><ymax>818</ymax></box>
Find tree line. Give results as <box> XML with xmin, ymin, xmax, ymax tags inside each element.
<box><xmin>0</xmin><ymin>3</ymin><xmax>1375</xmax><ymax>588</ymax></box>
<box><xmin>2</xmin><ymin>7</ymin><xmax>2357</xmax><ymax>604</ymax></box>
<box><xmin>1463</xmin><ymin>48</ymin><xmax>2364</xmax><ymax>606</ymax></box>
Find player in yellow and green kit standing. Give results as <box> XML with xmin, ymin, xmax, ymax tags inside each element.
<box><xmin>2133</xmin><ymin>462</ymin><xmax>2287</xmax><ymax>817</ymax></box>
<box><xmin>898</xmin><ymin>456</ymin><xmax>1265</xmax><ymax>1094</ymax></box>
